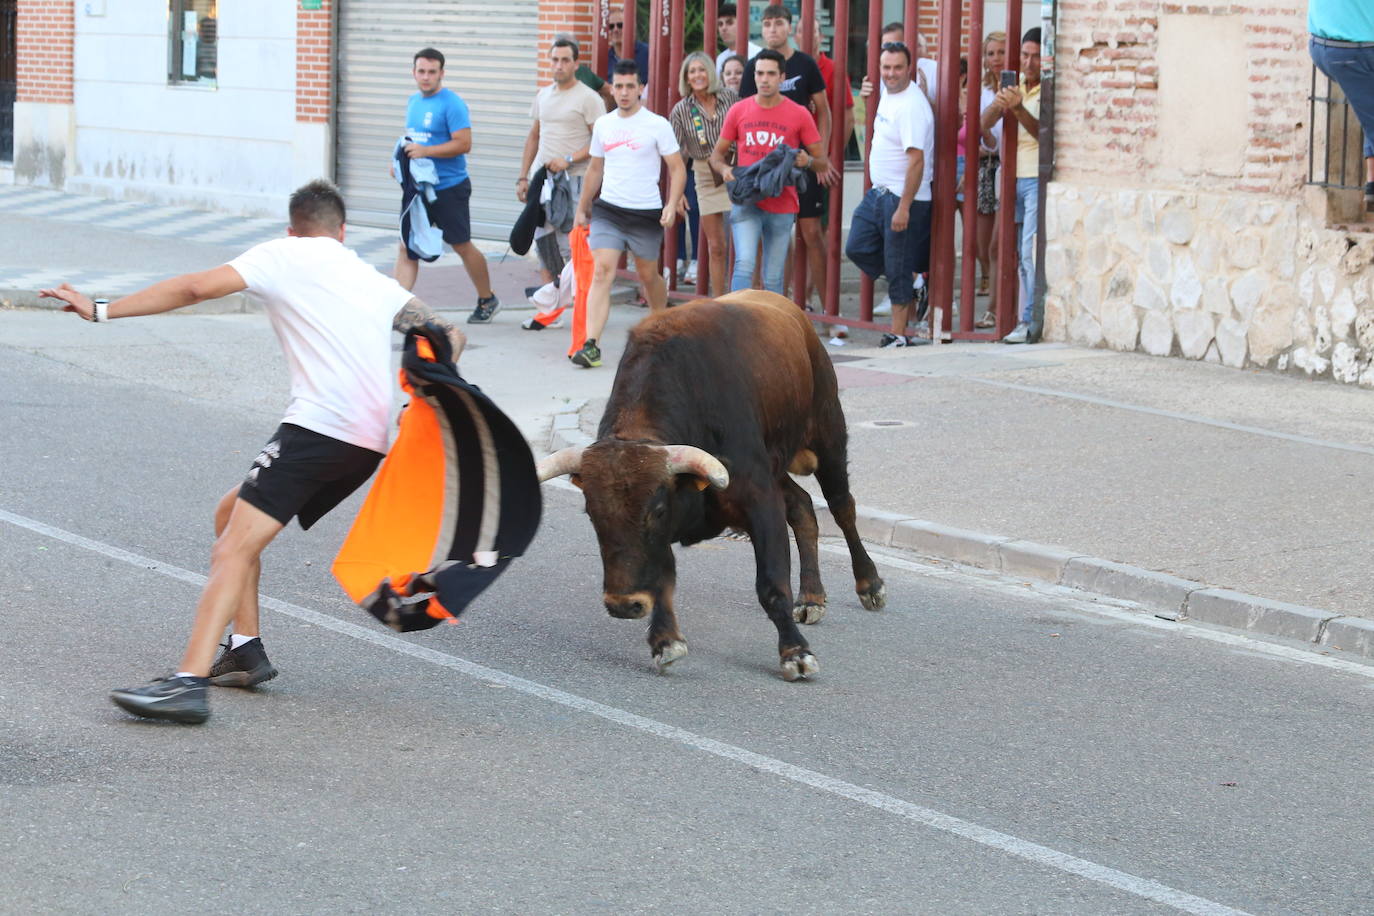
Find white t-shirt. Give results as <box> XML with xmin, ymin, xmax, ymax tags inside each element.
<box><xmin>716</xmin><ymin>42</ymin><xmax>762</xmax><ymax>72</ymax></box>
<box><xmin>589</xmin><ymin>106</ymin><xmax>680</xmax><ymax>210</ymax></box>
<box><xmin>869</xmin><ymin>82</ymin><xmax>935</xmax><ymax>202</ymax></box>
<box><xmin>229</xmin><ymin>236</ymin><xmax>413</xmax><ymax>454</ymax></box>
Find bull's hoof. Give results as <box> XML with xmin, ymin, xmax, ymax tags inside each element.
<box><xmin>653</xmin><ymin>640</ymin><xmax>689</xmax><ymax>670</ymax></box>
<box><xmin>792</xmin><ymin>600</ymin><xmax>827</xmax><ymax>625</ymax></box>
<box><xmin>859</xmin><ymin>582</ymin><xmax>886</xmax><ymax>611</ymax></box>
<box><xmin>780</xmin><ymin>651</ymin><xmax>819</xmax><ymax>681</ymax></box>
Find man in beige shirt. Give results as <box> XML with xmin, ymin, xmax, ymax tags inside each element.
<box><xmin>517</xmin><ymin>36</ymin><xmax>607</xmax><ymax>294</ymax></box>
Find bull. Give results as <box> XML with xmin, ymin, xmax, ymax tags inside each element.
<box><xmin>537</xmin><ymin>290</ymin><xmax>885</xmax><ymax>681</ymax></box>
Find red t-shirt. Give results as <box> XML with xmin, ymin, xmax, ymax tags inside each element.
<box><xmin>720</xmin><ymin>95</ymin><xmax>822</xmax><ymax>214</ymax></box>
<box><xmin>816</xmin><ymin>52</ymin><xmax>856</xmax><ymax>120</ymax></box>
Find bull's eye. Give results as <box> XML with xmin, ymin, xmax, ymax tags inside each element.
<box><xmin>649</xmin><ymin>502</ymin><xmax>667</xmax><ymax>523</ymax></box>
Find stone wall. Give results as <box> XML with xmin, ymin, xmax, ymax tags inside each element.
<box><xmin>1044</xmin><ymin>185</ymin><xmax>1374</xmax><ymax>385</ymax></box>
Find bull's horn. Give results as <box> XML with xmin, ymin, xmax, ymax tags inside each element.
<box><xmin>662</xmin><ymin>446</ymin><xmax>730</xmax><ymax>490</ymax></box>
<box><xmin>537</xmin><ymin>446</ymin><xmax>584</xmax><ymax>481</ymax></box>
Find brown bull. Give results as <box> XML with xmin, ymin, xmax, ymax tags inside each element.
<box><xmin>538</xmin><ymin>290</ymin><xmax>884</xmax><ymax>680</ymax></box>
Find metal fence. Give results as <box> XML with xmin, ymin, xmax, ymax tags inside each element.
<box><xmin>1308</xmin><ymin>65</ymin><xmax>1367</xmax><ymax>191</ymax></box>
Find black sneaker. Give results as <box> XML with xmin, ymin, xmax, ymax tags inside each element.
<box><xmin>523</xmin><ymin>285</ymin><xmax>542</xmax><ymax>298</ymax></box>
<box><xmin>912</xmin><ymin>282</ymin><xmax>930</xmax><ymax>323</ymax></box>
<box><xmin>110</xmin><ymin>675</ymin><xmax>210</xmax><ymax>724</ymax></box>
<box><xmin>468</xmin><ymin>295</ymin><xmax>501</xmax><ymax>324</ymax></box>
<box><xmin>209</xmin><ymin>638</ymin><xmax>278</xmax><ymax>688</ymax></box>
<box><xmin>879</xmin><ymin>333</ymin><xmax>911</xmax><ymax>348</ymax></box>
<box><xmin>570</xmin><ymin>339</ymin><xmax>602</xmax><ymax>368</ymax></box>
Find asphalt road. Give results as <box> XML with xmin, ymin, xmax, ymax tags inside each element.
<box><xmin>3</xmin><ymin>323</ymin><xmax>1374</xmax><ymax>915</ymax></box>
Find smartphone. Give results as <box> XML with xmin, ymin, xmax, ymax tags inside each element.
<box><xmin>1000</xmin><ymin>69</ymin><xmax>1017</xmax><ymax>89</ymax></box>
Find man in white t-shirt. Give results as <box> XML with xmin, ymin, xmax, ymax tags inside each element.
<box><xmin>860</xmin><ymin>24</ymin><xmax>938</xmax><ymax>108</ymax></box>
<box><xmin>571</xmin><ymin>59</ymin><xmax>686</xmax><ymax>369</ymax></box>
<box><xmin>40</xmin><ymin>180</ymin><xmax>465</xmax><ymax>725</ymax></box>
<box><xmin>517</xmin><ymin>36</ymin><xmax>607</xmax><ymax>291</ymax></box>
<box><xmin>844</xmin><ymin>44</ymin><xmax>934</xmax><ymax>348</ymax></box>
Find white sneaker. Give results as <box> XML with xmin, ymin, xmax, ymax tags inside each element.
<box><xmin>872</xmin><ymin>296</ymin><xmax>892</xmax><ymax>317</ymax></box>
<box><xmin>681</xmin><ymin>260</ymin><xmax>697</xmax><ymax>283</ymax></box>
<box><xmin>1002</xmin><ymin>322</ymin><xmax>1030</xmax><ymax>344</ymax></box>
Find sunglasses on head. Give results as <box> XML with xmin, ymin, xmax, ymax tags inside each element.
<box><xmin>881</xmin><ymin>41</ymin><xmax>908</xmax><ymax>52</ymax></box>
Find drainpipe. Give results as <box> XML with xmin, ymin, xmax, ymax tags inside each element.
<box><xmin>1030</xmin><ymin>0</ymin><xmax>1057</xmax><ymax>343</ymax></box>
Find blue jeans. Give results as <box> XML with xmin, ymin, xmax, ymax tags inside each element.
<box><xmin>1013</xmin><ymin>177</ymin><xmax>1038</xmax><ymax>323</ymax></box>
<box><xmin>730</xmin><ymin>202</ymin><xmax>795</xmax><ymax>294</ymax></box>
<box><xmin>1311</xmin><ymin>39</ymin><xmax>1374</xmax><ymax>159</ymax></box>
<box><xmin>845</xmin><ymin>188</ymin><xmax>931</xmax><ymax>305</ymax></box>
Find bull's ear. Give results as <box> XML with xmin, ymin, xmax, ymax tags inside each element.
<box><xmin>569</xmin><ymin>473</ymin><xmax>584</xmax><ymax>490</ymax></box>
<box><xmin>690</xmin><ymin>476</ymin><xmax>709</xmax><ymax>491</ymax></box>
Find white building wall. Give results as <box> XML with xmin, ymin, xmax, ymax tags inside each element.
<box><xmin>67</xmin><ymin>1</ymin><xmax>297</xmax><ymax>216</ymax></box>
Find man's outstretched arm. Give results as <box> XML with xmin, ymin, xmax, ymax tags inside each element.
<box><xmin>393</xmin><ymin>296</ymin><xmax>467</xmax><ymax>363</ymax></box>
<box><xmin>40</xmin><ymin>265</ymin><xmax>247</xmax><ymax>321</ymax></box>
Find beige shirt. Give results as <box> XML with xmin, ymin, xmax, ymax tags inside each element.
<box><xmin>1016</xmin><ymin>76</ymin><xmax>1042</xmax><ymax>179</ymax></box>
<box><xmin>529</xmin><ymin>81</ymin><xmax>605</xmax><ymax>178</ymax></box>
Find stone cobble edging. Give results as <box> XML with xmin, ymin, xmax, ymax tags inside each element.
<box><xmin>544</xmin><ymin>407</ymin><xmax>1370</xmax><ymax>662</ymax></box>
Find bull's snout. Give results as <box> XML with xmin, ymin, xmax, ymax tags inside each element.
<box><xmin>604</xmin><ymin>592</ymin><xmax>654</xmax><ymax>619</ymax></box>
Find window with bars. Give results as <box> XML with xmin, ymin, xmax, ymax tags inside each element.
<box><xmin>168</xmin><ymin>0</ymin><xmax>218</xmax><ymax>87</ymax></box>
<box><xmin>1308</xmin><ymin>66</ymin><xmax>1366</xmax><ymax>192</ymax></box>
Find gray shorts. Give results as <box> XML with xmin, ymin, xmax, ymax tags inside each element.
<box><xmin>589</xmin><ymin>199</ymin><xmax>663</xmax><ymax>262</ymax></box>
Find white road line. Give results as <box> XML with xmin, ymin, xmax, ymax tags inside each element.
<box><xmin>0</xmin><ymin>506</ymin><xmax>1248</xmax><ymax>916</ymax></box>
<box><xmin>821</xmin><ymin>542</ymin><xmax>1374</xmax><ymax>679</ymax></box>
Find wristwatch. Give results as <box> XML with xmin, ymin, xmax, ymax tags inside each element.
<box><xmin>565</xmin><ymin>154</ymin><xmax>575</xmax><ymax>167</ymax></box>
<box><xmin>92</xmin><ymin>297</ymin><xmax>109</xmax><ymax>322</ymax></box>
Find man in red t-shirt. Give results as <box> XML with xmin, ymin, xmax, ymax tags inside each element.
<box><xmin>710</xmin><ymin>49</ymin><xmax>828</xmax><ymax>296</ymax></box>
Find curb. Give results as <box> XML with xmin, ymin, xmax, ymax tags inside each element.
<box><xmin>542</xmin><ymin>408</ymin><xmax>1369</xmax><ymax>663</ymax></box>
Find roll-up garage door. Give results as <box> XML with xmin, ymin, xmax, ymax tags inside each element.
<box><xmin>335</xmin><ymin>0</ymin><xmax>539</xmax><ymax>236</ymax></box>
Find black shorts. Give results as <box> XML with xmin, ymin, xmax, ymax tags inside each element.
<box><xmin>404</xmin><ymin>178</ymin><xmax>472</xmax><ymax>259</ymax></box>
<box><xmin>797</xmin><ymin>178</ymin><xmax>828</xmax><ymax>220</ymax></box>
<box><xmin>238</xmin><ymin>424</ymin><xmax>384</xmax><ymax>530</ymax></box>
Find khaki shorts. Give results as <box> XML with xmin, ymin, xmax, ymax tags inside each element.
<box><xmin>692</xmin><ymin>158</ymin><xmax>732</xmax><ymax>216</ymax></box>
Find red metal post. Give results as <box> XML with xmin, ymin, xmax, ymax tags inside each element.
<box><xmin>592</xmin><ymin>0</ymin><xmax>607</xmax><ymax>81</ymax></box>
<box><xmin>823</xmin><ymin>0</ymin><xmax>850</xmax><ymax>317</ymax></box>
<box><xmin>927</xmin><ymin>0</ymin><xmax>961</xmax><ymax>342</ymax></box>
<box><xmin>959</xmin><ymin>0</ymin><xmax>985</xmax><ymax>335</ymax></box>
<box><xmin>790</xmin><ymin>0</ymin><xmax>816</xmax><ymax>307</ymax></box>
<box><xmin>859</xmin><ymin>0</ymin><xmax>884</xmax><ymax>321</ymax></box>
<box><xmin>622</xmin><ymin>0</ymin><xmax>636</xmax><ymax>65</ymax></box>
<box><xmin>996</xmin><ymin>1</ymin><xmax>1023</xmax><ymax>335</ymax></box>
<box><xmin>736</xmin><ymin>0</ymin><xmax>748</xmax><ymax>60</ymax></box>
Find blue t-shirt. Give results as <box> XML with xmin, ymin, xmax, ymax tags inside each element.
<box><xmin>1309</xmin><ymin>0</ymin><xmax>1374</xmax><ymax>40</ymax></box>
<box><xmin>405</xmin><ymin>88</ymin><xmax>472</xmax><ymax>189</ymax></box>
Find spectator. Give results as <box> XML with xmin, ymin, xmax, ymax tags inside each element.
<box><xmin>860</xmin><ymin>23</ymin><xmax>935</xmax><ymax>106</ymax></box>
<box><xmin>711</xmin><ymin>49</ymin><xmax>829</xmax><ymax>295</ymax></box>
<box><xmin>517</xmin><ymin>36</ymin><xmax>606</xmax><ymax>300</ymax></box>
<box><xmin>845</xmin><ymin>41</ymin><xmax>934</xmax><ymax>348</ymax></box>
<box><xmin>605</xmin><ymin>11</ymin><xmax>650</xmax><ymax>85</ymax></box>
<box><xmin>575</xmin><ymin>63</ymin><xmax>616</xmax><ymax>111</ymax></box>
<box><xmin>573</xmin><ymin>60</ymin><xmax>686</xmax><ymax>369</ymax></box>
<box><xmin>1309</xmin><ymin>0</ymin><xmax>1374</xmax><ymax>211</ymax></box>
<box><xmin>982</xmin><ymin>28</ymin><xmax>1041</xmax><ymax>344</ymax></box>
<box><xmin>738</xmin><ymin>4</ymin><xmax>835</xmax><ymax>308</ymax></box>
<box><xmin>971</xmin><ymin>31</ymin><xmax>1007</xmax><ymax>327</ymax></box>
<box><xmin>393</xmin><ymin>48</ymin><xmax>500</xmax><ymax>324</ymax></box>
<box><xmin>722</xmin><ymin>56</ymin><xmax>745</xmax><ymax>93</ymax></box>
<box><xmin>715</xmin><ymin>3</ymin><xmax>762</xmax><ymax>73</ymax></box>
<box><xmin>670</xmin><ymin>51</ymin><xmax>738</xmax><ymax>298</ymax></box>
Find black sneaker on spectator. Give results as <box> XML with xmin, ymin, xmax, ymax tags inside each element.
<box><xmin>209</xmin><ymin>638</ymin><xmax>278</xmax><ymax>688</ymax></box>
<box><xmin>468</xmin><ymin>295</ymin><xmax>501</xmax><ymax>324</ymax></box>
<box><xmin>879</xmin><ymin>333</ymin><xmax>911</xmax><ymax>348</ymax></box>
<box><xmin>521</xmin><ymin>315</ymin><xmax>565</xmax><ymax>331</ymax></box>
<box><xmin>570</xmin><ymin>339</ymin><xmax>602</xmax><ymax>368</ymax></box>
<box><xmin>110</xmin><ymin>675</ymin><xmax>210</xmax><ymax>724</ymax></box>
<box><xmin>913</xmin><ymin>283</ymin><xmax>930</xmax><ymax>323</ymax></box>
<box><xmin>523</xmin><ymin>285</ymin><xmax>542</xmax><ymax>298</ymax></box>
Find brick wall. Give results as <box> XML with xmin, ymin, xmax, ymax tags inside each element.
<box><xmin>537</xmin><ymin>0</ymin><xmax>598</xmax><ymax>84</ymax></box>
<box><xmin>1053</xmin><ymin>0</ymin><xmax>1309</xmax><ymax>195</ymax></box>
<box><xmin>15</xmin><ymin>0</ymin><xmax>72</xmax><ymax>104</ymax></box>
<box><xmin>296</xmin><ymin>0</ymin><xmax>333</xmax><ymax>123</ymax></box>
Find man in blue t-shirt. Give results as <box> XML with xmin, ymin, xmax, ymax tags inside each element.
<box><xmin>1309</xmin><ymin>0</ymin><xmax>1374</xmax><ymax>211</ymax></box>
<box><xmin>394</xmin><ymin>48</ymin><xmax>501</xmax><ymax>323</ymax></box>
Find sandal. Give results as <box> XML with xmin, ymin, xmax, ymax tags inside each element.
<box><xmin>975</xmin><ymin>312</ymin><xmax>996</xmax><ymax>329</ymax></box>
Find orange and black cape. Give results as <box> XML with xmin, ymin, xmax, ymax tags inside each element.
<box><xmin>333</xmin><ymin>326</ymin><xmax>541</xmax><ymax>632</ymax></box>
